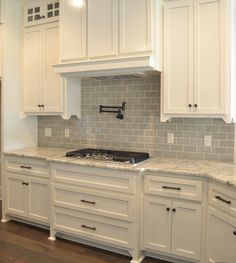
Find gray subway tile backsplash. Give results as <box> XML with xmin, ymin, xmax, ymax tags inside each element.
<box><xmin>38</xmin><ymin>76</ymin><xmax>235</xmax><ymax>162</ymax></box>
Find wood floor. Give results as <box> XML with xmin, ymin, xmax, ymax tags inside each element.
<box><xmin>0</xmin><ymin>204</ymin><xmax>170</xmax><ymax>263</ymax></box>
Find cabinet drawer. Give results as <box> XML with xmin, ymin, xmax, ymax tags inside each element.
<box><xmin>209</xmin><ymin>182</ymin><xmax>236</xmax><ymax>218</ymax></box>
<box><xmin>52</xmin><ymin>183</ymin><xmax>135</xmax><ymax>221</ymax></box>
<box><xmin>52</xmin><ymin>207</ymin><xmax>134</xmax><ymax>249</ymax></box>
<box><xmin>144</xmin><ymin>174</ymin><xmax>202</xmax><ymax>201</ymax></box>
<box><xmin>51</xmin><ymin>164</ymin><xmax>136</xmax><ymax>193</ymax></box>
<box><xmin>4</xmin><ymin>156</ymin><xmax>49</xmax><ymax>178</ymax></box>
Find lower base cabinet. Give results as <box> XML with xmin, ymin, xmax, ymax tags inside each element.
<box><xmin>144</xmin><ymin>196</ymin><xmax>202</xmax><ymax>261</ymax></box>
<box><xmin>5</xmin><ymin>174</ymin><xmax>50</xmax><ymax>224</ymax></box>
<box><xmin>206</xmin><ymin>206</ymin><xmax>236</xmax><ymax>263</ymax></box>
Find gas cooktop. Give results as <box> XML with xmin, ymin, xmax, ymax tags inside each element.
<box><xmin>65</xmin><ymin>148</ymin><xmax>150</xmax><ymax>164</ymax></box>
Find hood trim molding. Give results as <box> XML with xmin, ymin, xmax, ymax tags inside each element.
<box><xmin>53</xmin><ymin>55</ymin><xmax>159</xmax><ymax>78</ymax></box>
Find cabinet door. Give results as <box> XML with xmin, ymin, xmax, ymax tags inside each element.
<box><xmin>23</xmin><ymin>26</ymin><xmax>42</xmax><ymax>112</ymax></box>
<box><xmin>24</xmin><ymin>1</ymin><xmax>43</xmax><ymax>27</ymax></box>
<box><xmin>143</xmin><ymin>196</ymin><xmax>172</xmax><ymax>254</ymax></box>
<box><xmin>27</xmin><ymin>178</ymin><xmax>50</xmax><ymax>223</ymax></box>
<box><xmin>5</xmin><ymin>175</ymin><xmax>26</xmax><ymax>217</ymax></box>
<box><xmin>60</xmin><ymin>0</ymin><xmax>86</xmax><ymax>61</ymax></box>
<box><xmin>194</xmin><ymin>0</ymin><xmax>225</xmax><ymax>114</ymax></box>
<box><xmin>207</xmin><ymin>207</ymin><xmax>236</xmax><ymax>263</ymax></box>
<box><xmin>171</xmin><ymin>200</ymin><xmax>201</xmax><ymax>260</ymax></box>
<box><xmin>44</xmin><ymin>0</ymin><xmax>60</xmax><ymax>23</ymax></box>
<box><xmin>88</xmin><ymin>0</ymin><xmax>118</xmax><ymax>58</ymax></box>
<box><xmin>163</xmin><ymin>0</ymin><xmax>194</xmax><ymax>114</ymax></box>
<box><xmin>42</xmin><ymin>22</ymin><xmax>63</xmax><ymax>112</ymax></box>
<box><xmin>119</xmin><ymin>0</ymin><xmax>153</xmax><ymax>55</ymax></box>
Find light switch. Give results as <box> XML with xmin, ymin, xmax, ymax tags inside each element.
<box><xmin>65</xmin><ymin>128</ymin><xmax>70</xmax><ymax>138</ymax></box>
<box><xmin>204</xmin><ymin>135</ymin><xmax>212</xmax><ymax>147</ymax></box>
<box><xmin>45</xmin><ymin>128</ymin><xmax>52</xmax><ymax>137</ymax></box>
<box><xmin>167</xmin><ymin>133</ymin><xmax>174</xmax><ymax>144</ymax></box>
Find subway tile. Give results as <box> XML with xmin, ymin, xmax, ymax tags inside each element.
<box><xmin>38</xmin><ymin>75</ymin><xmax>234</xmax><ymax>162</ymax></box>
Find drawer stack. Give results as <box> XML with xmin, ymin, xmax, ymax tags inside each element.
<box><xmin>50</xmin><ymin>163</ymin><xmax>139</xmax><ymax>253</ymax></box>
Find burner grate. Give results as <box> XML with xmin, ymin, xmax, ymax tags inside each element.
<box><xmin>66</xmin><ymin>148</ymin><xmax>150</xmax><ymax>164</ymax></box>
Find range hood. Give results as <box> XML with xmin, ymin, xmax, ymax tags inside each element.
<box><xmin>53</xmin><ymin>55</ymin><xmax>160</xmax><ymax>78</ymax></box>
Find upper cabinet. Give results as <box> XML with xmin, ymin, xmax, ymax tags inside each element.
<box><xmin>54</xmin><ymin>0</ymin><xmax>163</xmax><ymax>77</ymax></box>
<box><xmin>24</xmin><ymin>0</ymin><xmax>60</xmax><ymax>27</ymax></box>
<box><xmin>161</xmin><ymin>0</ymin><xmax>236</xmax><ymax>123</ymax></box>
<box><xmin>22</xmin><ymin>1</ymin><xmax>81</xmax><ymax>119</ymax></box>
<box><xmin>23</xmin><ymin>22</ymin><xmax>64</xmax><ymax>114</ymax></box>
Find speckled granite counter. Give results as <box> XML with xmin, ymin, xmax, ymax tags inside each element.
<box><xmin>3</xmin><ymin>147</ymin><xmax>236</xmax><ymax>187</ymax></box>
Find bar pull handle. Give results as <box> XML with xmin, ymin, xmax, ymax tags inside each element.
<box><xmin>81</xmin><ymin>225</ymin><xmax>96</xmax><ymax>231</ymax></box>
<box><xmin>80</xmin><ymin>200</ymin><xmax>96</xmax><ymax>205</ymax></box>
<box><xmin>20</xmin><ymin>165</ymin><xmax>32</xmax><ymax>170</ymax></box>
<box><xmin>215</xmin><ymin>195</ymin><xmax>231</xmax><ymax>205</ymax></box>
<box><xmin>162</xmin><ymin>186</ymin><xmax>181</xmax><ymax>191</ymax></box>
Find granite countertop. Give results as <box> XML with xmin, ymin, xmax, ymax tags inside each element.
<box><xmin>3</xmin><ymin>147</ymin><xmax>236</xmax><ymax>187</ymax></box>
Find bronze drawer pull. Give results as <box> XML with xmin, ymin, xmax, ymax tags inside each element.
<box><xmin>162</xmin><ymin>186</ymin><xmax>181</xmax><ymax>191</ymax></box>
<box><xmin>22</xmin><ymin>182</ymin><xmax>29</xmax><ymax>186</ymax></box>
<box><xmin>81</xmin><ymin>224</ymin><xmax>96</xmax><ymax>231</ymax></box>
<box><xmin>80</xmin><ymin>200</ymin><xmax>96</xmax><ymax>205</ymax></box>
<box><xmin>20</xmin><ymin>165</ymin><xmax>32</xmax><ymax>170</ymax></box>
<box><xmin>215</xmin><ymin>195</ymin><xmax>231</xmax><ymax>205</ymax></box>
<box><xmin>233</xmin><ymin>231</ymin><xmax>236</xmax><ymax>236</ymax></box>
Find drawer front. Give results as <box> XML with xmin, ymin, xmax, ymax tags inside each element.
<box><xmin>52</xmin><ymin>207</ymin><xmax>134</xmax><ymax>249</ymax></box>
<box><xmin>52</xmin><ymin>183</ymin><xmax>135</xmax><ymax>221</ymax></box>
<box><xmin>4</xmin><ymin>156</ymin><xmax>48</xmax><ymax>178</ymax></box>
<box><xmin>51</xmin><ymin>164</ymin><xmax>136</xmax><ymax>193</ymax></box>
<box><xmin>144</xmin><ymin>174</ymin><xmax>202</xmax><ymax>201</ymax></box>
<box><xmin>209</xmin><ymin>182</ymin><xmax>236</xmax><ymax>218</ymax></box>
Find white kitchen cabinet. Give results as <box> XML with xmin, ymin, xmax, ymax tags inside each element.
<box><xmin>23</xmin><ymin>22</ymin><xmax>64</xmax><ymax>115</ymax></box>
<box><xmin>119</xmin><ymin>0</ymin><xmax>153</xmax><ymax>55</ymax></box>
<box><xmin>55</xmin><ymin>0</ymin><xmax>162</xmax><ymax>77</ymax></box>
<box><xmin>206</xmin><ymin>206</ymin><xmax>236</xmax><ymax>263</ymax></box>
<box><xmin>88</xmin><ymin>0</ymin><xmax>118</xmax><ymax>58</ymax></box>
<box><xmin>162</xmin><ymin>0</ymin><xmax>235</xmax><ymax>123</ymax></box>
<box><xmin>50</xmin><ymin>163</ymin><xmax>142</xmax><ymax>263</ymax></box>
<box><xmin>24</xmin><ymin>0</ymin><xmax>59</xmax><ymax>27</ymax></box>
<box><xmin>5</xmin><ymin>174</ymin><xmax>50</xmax><ymax>224</ymax></box>
<box><xmin>144</xmin><ymin>196</ymin><xmax>201</xmax><ymax>260</ymax></box>
<box><xmin>3</xmin><ymin>156</ymin><xmax>50</xmax><ymax>224</ymax></box>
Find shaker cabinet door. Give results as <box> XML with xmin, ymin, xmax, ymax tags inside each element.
<box><xmin>88</xmin><ymin>0</ymin><xmax>118</xmax><ymax>58</ymax></box>
<box><xmin>163</xmin><ymin>0</ymin><xmax>194</xmax><ymax>114</ymax></box>
<box><xmin>119</xmin><ymin>0</ymin><xmax>153</xmax><ymax>55</ymax></box>
<box><xmin>194</xmin><ymin>0</ymin><xmax>226</xmax><ymax>114</ymax></box>
<box><xmin>207</xmin><ymin>207</ymin><xmax>236</xmax><ymax>263</ymax></box>
<box><xmin>42</xmin><ymin>23</ymin><xmax>63</xmax><ymax>112</ymax></box>
<box><xmin>60</xmin><ymin>0</ymin><xmax>87</xmax><ymax>61</ymax></box>
<box><xmin>23</xmin><ymin>26</ymin><xmax>42</xmax><ymax>113</ymax></box>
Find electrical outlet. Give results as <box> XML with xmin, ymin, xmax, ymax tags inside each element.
<box><xmin>167</xmin><ymin>133</ymin><xmax>174</xmax><ymax>144</ymax></box>
<box><xmin>45</xmin><ymin>128</ymin><xmax>52</xmax><ymax>137</ymax></box>
<box><xmin>65</xmin><ymin>128</ymin><xmax>70</xmax><ymax>138</ymax></box>
<box><xmin>204</xmin><ymin>135</ymin><xmax>212</xmax><ymax>147</ymax></box>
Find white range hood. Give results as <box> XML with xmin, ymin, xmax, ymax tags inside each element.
<box><xmin>53</xmin><ymin>55</ymin><xmax>158</xmax><ymax>78</ymax></box>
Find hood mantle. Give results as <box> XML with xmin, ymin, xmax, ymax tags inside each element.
<box><xmin>53</xmin><ymin>55</ymin><xmax>160</xmax><ymax>78</ymax></box>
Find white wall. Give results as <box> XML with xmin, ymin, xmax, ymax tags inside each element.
<box><xmin>0</xmin><ymin>0</ymin><xmax>38</xmax><ymax>200</ymax></box>
<box><xmin>2</xmin><ymin>0</ymin><xmax>37</xmax><ymax>152</ymax></box>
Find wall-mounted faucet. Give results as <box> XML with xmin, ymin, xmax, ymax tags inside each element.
<box><xmin>99</xmin><ymin>102</ymin><xmax>126</xmax><ymax>120</ymax></box>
